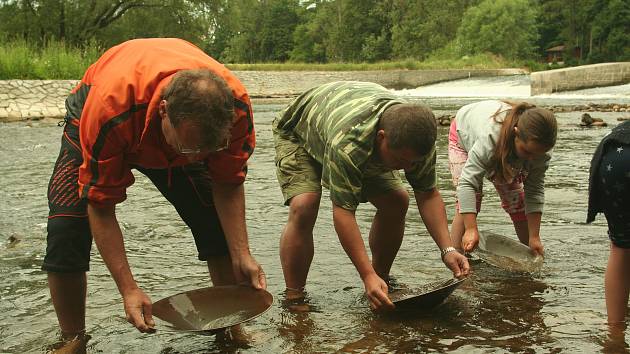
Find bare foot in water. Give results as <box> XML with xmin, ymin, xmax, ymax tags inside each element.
<box><xmin>47</xmin><ymin>332</ymin><xmax>90</xmax><ymax>354</ymax></box>
<box><xmin>282</xmin><ymin>288</ymin><xmax>312</xmax><ymax>313</ymax></box>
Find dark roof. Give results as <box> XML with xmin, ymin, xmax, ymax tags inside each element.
<box><xmin>546</xmin><ymin>45</ymin><xmax>565</xmax><ymax>52</ymax></box>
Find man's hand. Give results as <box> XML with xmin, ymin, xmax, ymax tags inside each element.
<box><xmin>442</xmin><ymin>251</ymin><xmax>471</xmax><ymax>278</ymax></box>
<box><xmin>233</xmin><ymin>254</ymin><xmax>267</xmax><ymax>290</ymax></box>
<box><xmin>461</xmin><ymin>227</ymin><xmax>480</xmax><ymax>253</ymax></box>
<box><xmin>363</xmin><ymin>273</ymin><xmax>395</xmax><ymax>312</ymax></box>
<box><xmin>122</xmin><ymin>288</ymin><xmax>155</xmax><ymax>333</ymax></box>
<box><xmin>528</xmin><ymin>236</ymin><xmax>545</xmax><ymax>256</ymax></box>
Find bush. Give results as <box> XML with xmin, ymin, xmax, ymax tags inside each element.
<box><xmin>456</xmin><ymin>0</ymin><xmax>539</xmax><ymax>60</ymax></box>
<box><xmin>0</xmin><ymin>39</ymin><xmax>101</xmax><ymax>79</ymax></box>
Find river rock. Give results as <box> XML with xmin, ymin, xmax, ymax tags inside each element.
<box><xmin>580</xmin><ymin>113</ymin><xmax>607</xmax><ymax>127</ymax></box>
<box><xmin>436</xmin><ymin>114</ymin><xmax>453</xmax><ymax>126</ymax></box>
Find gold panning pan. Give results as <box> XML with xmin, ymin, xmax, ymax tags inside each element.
<box><xmin>389</xmin><ymin>277</ymin><xmax>467</xmax><ymax>310</ymax></box>
<box><xmin>474</xmin><ymin>231</ymin><xmax>544</xmax><ymax>273</ymax></box>
<box><xmin>153</xmin><ymin>285</ymin><xmax>273</xmax><ymax>332</ymax></box>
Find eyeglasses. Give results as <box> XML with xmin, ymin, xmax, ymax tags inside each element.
<box><xmin>167</xmin><ymin>115</ymin><xmax>229</xmax><ymax>155</ymax></box>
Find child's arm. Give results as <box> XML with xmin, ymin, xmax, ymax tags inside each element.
<box><xmin>523</xmin><ymin>154</ymin><xmax>550</xmax><ymax>214</ymax></box>
<box><xmin>461</xmin><ymin>213</ymin><xmax>481</xmax><ymax>253</ymax></box>
<box><xmin>526</xmin><ymin>212</ymin><xmax>544</xmax><ymax>255</ymax></box>
<box><xmin>457</xmin><ymin>137</ymin><xmax>495</xmax><ymax>252</ymax></box>
<box><xmin>523</xmin><ymin>155</ymin><xmax>550</xmax><ymax>255</ymax></box>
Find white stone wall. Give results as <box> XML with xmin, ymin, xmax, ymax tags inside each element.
<box><xmin>0</xmin><ymin>80</ymin><xmax>78</xmax><ymax>122</ymax></box>
<box><xmin>531</xmin><ymin>62</ymin><xmax>630</xmax><ymax>95</ymax></box>
<box><xmin>0</xmin><ymin>69</ymin><xmax>526</xmax><ymax>122</ymax></box>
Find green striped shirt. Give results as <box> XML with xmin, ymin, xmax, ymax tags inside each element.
<box><xmin>275</xmin><ymin>81</ymin><xmax>436</xmax><ymax>210</ymax></box>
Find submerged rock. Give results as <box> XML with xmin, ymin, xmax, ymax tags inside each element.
<box><xmin>436</xmin><ymin>114</ymin><xmax>453</xmax><ymax>126</ymax></box>
<box><xmin>579</xmin><ymin>113</ymin><xmax>607</xmax><ymax>127</ymax></box>
<box><xmin>6</xmin><ymin>235</ymin><xmax>21</xmax><ymax>248</ymax></box>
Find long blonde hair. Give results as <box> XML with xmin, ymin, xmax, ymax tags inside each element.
<box><xmin>492</xmin><ymin>102</ymin><xmax>557</xmax><ymax>182</ymax></box>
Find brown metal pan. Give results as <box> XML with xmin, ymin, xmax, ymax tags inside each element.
<box><xmin>152</xmin><ymin>285</ymin><xmax>273</xmax><ymax>332</ymax></box>
<box><xmin>474</xmin><ymin>231</ymin><xmax>544</xmax><ymax>273</ymax></box>
<box><xmin>389</xmin><ymin>277</ymin><xmax>467</xmax><ymax>310</ymax></box>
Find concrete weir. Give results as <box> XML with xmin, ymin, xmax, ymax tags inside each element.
<box><xmin>1</xmin><ymin>64</ymin><xmax>628</xmax><ymax>122</ymax></box>
<box><xmin>531</xmin><ymin>62</ymin><xmax>630</xmax><ymax>95</ymax></box>
<box><xmin>0</xmin><ymin>68</ymin><xmax>524</xmax><ymax>122</ymax></box>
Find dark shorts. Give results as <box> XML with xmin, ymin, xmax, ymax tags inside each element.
<box><xmin>595</xmin><ymin>142</ymin><xmax>630</xmax><ymax>248</ymax></box>
<box><xmin>43</xmin><ymin>121</ymin><xmax>228</xmax><ymax>273</ymax></box>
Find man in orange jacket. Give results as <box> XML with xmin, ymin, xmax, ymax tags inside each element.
<box><xmin>43</xmin><ymin>38</ymin><xmax>266</xmax><ymax>339</ymax></box>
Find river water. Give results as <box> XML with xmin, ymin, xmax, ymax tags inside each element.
<box><xmin>1</xmin><ymin>77</ymin><xmax>629</xmax><ymax>353</ymax></box>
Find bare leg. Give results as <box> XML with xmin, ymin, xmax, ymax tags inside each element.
<box><xmin>280</xmin><ymin>193</ymin><xmax>321</xmax><ymax>290</ymax></box>
<box><xmin>48</xmin><ymin>272</ymin><xmax>87</xmax><ymax>340</ymax></box>
<box><xmin>207</xmin><ymin>255</ymin><xmax>237</xmax><ymax>286</ymax></box>
<box><xmin>605</xmin><ymin>243</ymin><xmax>630</xmax><ymax>324</ymax></box>
<box><xmin>451</xmin><ymin>211</ymin><xmax>465</xmax><ymax>252</ymax></box>
<box><xmin>513</xmin><ymin>220</ymin><xmax>529</xmax><ymax>245</ymax></box>
<box><xmin>367</xmin><ymin>189</ymin><xmax>408</xmax><ymax>280</ymax></box>
<box><xmin>207</xmin><ymin>255</ymin><xmax>252</xmax><ymax>344</ymax></box>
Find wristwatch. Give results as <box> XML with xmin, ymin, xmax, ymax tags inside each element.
<box><xmin>440</xmin><ymin>246</ymin><xmax>457</xmax><ymax>260</ymax></box>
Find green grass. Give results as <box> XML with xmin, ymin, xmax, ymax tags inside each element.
<box><xmin>0</xmin><ymin>39</ymin><xmax>544</xmax><ymax>79</ymax></box>
<box><xmin>0</xmin><ymin>39</ymin><xmax>101</xmax><ymax>79</ymax></box>
<box><xmin>226</xmin><ymin>53</ymin><xmax>540</xmax><ymax>72</ymax></box>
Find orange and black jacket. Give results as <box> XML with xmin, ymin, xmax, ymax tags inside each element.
<box><xmin>66</xmin><ymin>38</ymin><xmax>255</xmax><ymax>207</ymax></box>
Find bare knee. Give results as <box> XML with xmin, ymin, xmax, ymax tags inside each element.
<box><xmin>287</xmin><ymin>194</ymin><xmax>320</xmax><ymax>231</ymax></box>
<box><xmin>374</xmin><ymin>189</ymin><xmax>409</xmax><ymax>217</ymax></box>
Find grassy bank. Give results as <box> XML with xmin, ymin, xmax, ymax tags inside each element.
<box><xmin>1</xmin><ymin>39</ymin><xmax>542</xmax><ymax>79</ymax></box>
<box><xmin>228</xmin><ymin>54</ymin><xmax>540</xmax><ymax>72</ymax></box>
<box><xmin>0</xmin><ymin>39</ymin><xmax>101</xmax><ymax>79</ymax></box>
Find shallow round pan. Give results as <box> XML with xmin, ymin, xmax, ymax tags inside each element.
<box><xmin>474</xmin><ymin>231</ymin><xmax>544</xmax><ymax>273</ymax></box>
<box><xmin>389</xmin><ymin>277</ymin><xmax>467</xmax><ymax>310</ymax></box>
<box><xmin>152</xmin><ymin>285</ymin><xmax>273</xmax><ymax>332</ymax></box>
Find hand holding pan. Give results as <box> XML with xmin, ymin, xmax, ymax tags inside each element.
<box><xmin>152</xmin><ymin>285</ymin><xmax>273</xmax><ymax>333</ymax></box>
<box><xmin>389</xmin><ymin>277</ymin><xmax>467</xmax><ymax>310</ymax></box>
<box><xmin>474</xmin><ymin>231</ymin><xmax>544</xmax><ymax>273</ymax></box>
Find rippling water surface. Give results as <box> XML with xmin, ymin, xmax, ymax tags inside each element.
<box><xmin>1</xmin><ymin>82</ymin><xmax>630</xmax><ymax>353</ymax></box>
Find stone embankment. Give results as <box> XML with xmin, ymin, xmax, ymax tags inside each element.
<box><xmin>0</xmin><ymin>69</ymin><xmax>524</xmax><ymax>122</ymax></box>
<box><xmin>531</xmin><ymin>62</ymin><xmax>630</xmax><ymax>95</ymax></box>
<box><xmin>0</xmin><ymin>80</ymin><xmax>75</xmax><ymax>122</ymax></box>
<box><xmin>2</xmin><ymin>65</ymin><xmax>629</xmax><ymax>122</ymax></box>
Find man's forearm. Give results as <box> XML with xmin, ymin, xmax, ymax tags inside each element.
<box><xmin>212</xmin><ymin>182</ymin><xmax>251</xmax><ymax>259</ymax></box>
<box><xmin>414</xmin><ymin>189</ymin><xmax>454</xmax><ymax>250</ymax></box>
<box><xmin>88</xmin><ymin>203</ymin><xmax>138</xmax><ymax>295</ymax></box>
<box><xmin>332</xmin><ymin>205</ymin><xmax>376</xmax><ymax>280</ymax></box>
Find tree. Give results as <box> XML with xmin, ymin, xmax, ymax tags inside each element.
<box><xmin>258</xmin><ymin>0</ymin><xmax>301</xmax><ymax>62</ymax></box>
<box><xmin>456</xmin><ymin>0</ymin><xmax>540</xmax><ymax>60</ymax></box>
<box><xmin>289</xmin><ymin>1</ymin><xmax>327</xmax><ymax>62</ymax></box>
<box><xmin>537</xmin><ymin>0</ymin><xmax>565</xmax><ymax>56</ymax></box>
<box><xmin>589</xmin><ymin>0</ymin><xmax>630</xmax><ymax>61</ymax></box>
<box><xmin>96</xmin><ymin>0</ymin><xmax>218</xmax><ymax>49</ymax></box>
<box><xmin>390</xmin><ymin>0</ymin><xmax>476</xmax><ymax>60</ymax></box>
<box><xmin>0</xmin><ymin>0</ymin><xmax>216</xmax><ymax>47</ymax></box>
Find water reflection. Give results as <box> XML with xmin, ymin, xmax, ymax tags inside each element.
<box><xmin>1</xmin><ymin>106</ymin><xmax>630</xmax><ymax>352</ymax></box>
<box><xmin>278</xmin><ymin>307</ymin><xmax>317</xmax><ymax>353</ymax></box>
<box><xmin>460</xmin><ymin>264</ymin><xmax>552</xmax><ymax>351</ymax></box>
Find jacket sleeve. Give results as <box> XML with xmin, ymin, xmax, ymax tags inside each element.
<box><xmin>207</xmin><ymin>96</ymin><xmax>255</xmax><ymax>184</ymax></box>
<box><xmin>524</xmin><ymin>153</ymin><xmax>551</xmax><ymax>214</ymax></box>
<box><xmin>78</xmin><ymin>88</ymin><xmax>135</xmax><ymax>207</ymax></box>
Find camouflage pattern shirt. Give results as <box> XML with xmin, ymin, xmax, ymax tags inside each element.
<box><xmin>274</xmin><ymin>81</ymin><xmax>437</xmax><ymax>210</ymax></box>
